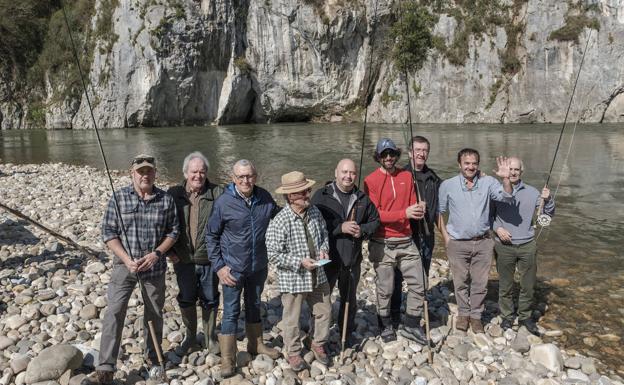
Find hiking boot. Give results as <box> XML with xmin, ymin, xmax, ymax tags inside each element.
<box><xmin>455</xmin><ymin>315</ymin><xmax>469</xmax><ymax>332</ymax></box>
<box><xmin>519</xmin><ymin>319</ymin><xmax>540</xmax><ymax>336</ymax></box>
<box><xmin>246</xmin><ymin>322</ymin><xmax>280</xmax><ymax>359</ymax></box>
<box><xmin>288</xmin><ymin>354</ymin><xmax>308</xmax><ymax>372</ymax></box>
<box><xmin>470</xmin><ymin>318</ymin><xmax>484</xmax><ymax>334</ymax></box>
<box><xmin>218</xmin><ymin>334</ymin><xmax>237</xmax><ymax>378</ymax></box>
<box><xmin>202</xmin><ymin>307</ymin><xmax>220</xmax><ymax>355</ymax></box>
<box><xmin>500</xmin><ymin>318</ymin><xmax>513</xmax><ymax>331</ymax></box>
<box><xmin>379</xmin><ymin>316</ymin><xmax>396</xmax><ymax>342</ymax></box>
<box><xmin>397</xmin><ymin>315</ymin><xmax>428</xmax><ymax>346</ymax></box>
<box><xmin>85</xmin><ymin>370</ymin><xmax>114</xmax><ymax>385</ymax></box>
<box><xmin>175</xmin><ymin>306</ymin><xmax>201</xmax><ymax>356</ymax></box>
<box><xmin>311</xmin><ymin>343</ymin><xmax>330</xmax><ymax>365</ymax></box>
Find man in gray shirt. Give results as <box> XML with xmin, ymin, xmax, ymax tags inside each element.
<box><xmin>491</xmin><ymin>157</ymin><xmax>554</xmax><ymax>336</ymax></box>
<box><xmin>438</xmin><ymin>148</ymin><xmax>513</xmax><ymax>333</ymax></box>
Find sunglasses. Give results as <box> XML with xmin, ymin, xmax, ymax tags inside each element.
<box><xmin>291</xmin><ymin>188</ymin><xmax>312</xmax><ymax>196</ymax></box>
<box><xmin>380</xmin><ymin>149</ymin><xmax>399</xmax><ymax>158</ymax></box>
<box><xmin>132</xmin><ymin>157</ymin><xmax>155</xmax><ymax>165</ymax></box>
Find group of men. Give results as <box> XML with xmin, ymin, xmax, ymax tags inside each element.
<box><xmin>90</xmin><ymin>136</ymin><xmax>554</xmax><ymax>383</ymax></box>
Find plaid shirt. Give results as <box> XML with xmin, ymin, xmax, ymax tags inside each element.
<box><xmin>266</xmin><ymin>204</ymin><xmax>329</xmax><ymax>293</ymax></box>
<box><xmin>101</xmin><ymin>185</ymin><xmax>179</xmax><ymax>279</ymax></box>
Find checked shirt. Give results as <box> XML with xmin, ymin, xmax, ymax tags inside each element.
<box><xmin>101</xmin><ymin>185</ymin><xmax>179</xmax><ymax>279</ymax></box>
<box><xmin>266</xmin><ymin>204</ymin><xmax>329</xmax><ymax>294</ymax></box>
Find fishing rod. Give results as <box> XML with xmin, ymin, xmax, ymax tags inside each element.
<box><xmin>338</xmin><ymin>0</ymin><xmax>383</xmax><ymax>361</ymax></box>
<box><xmin>536</xmin><ymin>29</ymin><xmax>592</xmax><ymax>228</ymax></box>
<box><xmin>395</xmin><ymin>0</ymin><xmax>433</xmax><ymax>364</ymax></box>
<box><xmin>60</xmin><ymin>2</ymin><xmax>167</xmax><ymax>380</ymax></box>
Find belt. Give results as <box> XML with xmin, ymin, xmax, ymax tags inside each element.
<box><xmin>456</xmin><ymin>233</ymin><xmax>490</xmax><ymax>241</ymax></box>
<box><xmin>371</xmin><ymin>237</ymin><xmax>413</xmax><ymax>246</ymax></box>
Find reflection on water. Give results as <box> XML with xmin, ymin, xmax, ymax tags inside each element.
<box><xmin>1</xmin><ymin>123</ymin><xmax>623</xmax><ymax>371</ymax></box>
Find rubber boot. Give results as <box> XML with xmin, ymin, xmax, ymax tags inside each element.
<box><xmin>202</xmin><ymin>307</ymin><xmax>220</xmax><ymax>355</ymax></box>
<box><xmin>246</xmin><ymin>322</ymin><xmax>280</xmax><ymax>359</ymax></box>
<box><xmin>397</xmin><ymin>314</ymin><xmax>428</xmax><ymax>345</ymax></box>
<box><xmin>218</xmin><ymin>334</ymin><xmax>237</xmax><ymax>378</ymax></box>
<box><xmin>175</xmin><ymin>306</ymin><xmax>201</xmax><ymax>356</ymax></box>
<box><xmin>379</xmin><ymin>316</ymin><xmax>396</xmax><ymax>342</ymax></box>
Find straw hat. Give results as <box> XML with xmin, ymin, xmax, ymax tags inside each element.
<box><xmin>275</xmin><ymin>171</ymin><xmax>316</xmax><ymax>194</ymax></box>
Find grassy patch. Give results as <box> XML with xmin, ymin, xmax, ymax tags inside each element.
<box><xmin>234</xmin><ymin>56</ymin><xmax>253</xmax><ymax>75</ymax></box>
<box><xmin>390</xmin><ymin>2</ymin><xmax>437</xmax><ymax>73</ymax></box>
<box><xmin>548</xmin><ymin>1</ymin><xmax>600</xmax><ymax>43</ymax></box>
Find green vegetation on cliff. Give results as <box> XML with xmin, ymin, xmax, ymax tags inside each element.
<box><xmin>548</xmin><ymin>1</ymin><xmax>600</xmax><ymax>43</ymax></box>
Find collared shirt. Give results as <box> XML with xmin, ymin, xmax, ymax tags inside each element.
<box><xmin>266</xmin><ymin>204</ymin><xmax>329</xmax><ymax>293</ymax></box>
<box><xmin>185</xmin><ymin>186</ymin><xmax>201</xmax><ymax>249</ymax></box>
<box><xmin>235</xmin><ymin>186</ymin><xmax>253</xmax><ymax>207</ymax></box>
<box><xmin>439</xmin><ymin>174</ymin><xmax>512</xmax><ymax>240</ymax></box>
<box><xmin>492</xmin><ymin>180</ymin><xmax>555</xmax><ymax>244</ymax></box>
<box><xmin>101</xmin><ymin>185</ymin><xmax>179</xmax><ymax>279</ymax></box>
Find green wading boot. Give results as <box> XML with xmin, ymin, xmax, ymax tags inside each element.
<box><xmin>218</xmin><ymin>334</ymin><xmax>237</xmax><ymax>378</ymax></box>
<box><xmin>246</xmin><ymin>322</ymin><xmax>280</xmax><ymax>359</ymax></box>
<box><xmin>202</xmin><ymin>307</ymin><xmax>221</xmax><ymax>355</ymax></box>
<box><xmin>175</xmin><ymin>306</ymin><xmax>201</xmax><ymax>356</ymax></box>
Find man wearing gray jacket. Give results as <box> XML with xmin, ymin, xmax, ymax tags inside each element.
<box><xmin>491</xmin><ymin>157</ymin><xmax>555</xmax><ymax>336</ymax></box>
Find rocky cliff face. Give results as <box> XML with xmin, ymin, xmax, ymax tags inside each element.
<box><xmin>2</xmin><ymin>0</ymin><xmax>623</xmax><ymax>128</ymax></box>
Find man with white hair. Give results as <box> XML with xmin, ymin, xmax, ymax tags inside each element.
<box><xmin>491</xmin><ymin>156</ymin><xmax>554</xmax><ymax>336</ymax></box>
<box><xmin>168</xmin><ymin>152</ymin><xmax>222</xmax><ymax>356</ymax></box>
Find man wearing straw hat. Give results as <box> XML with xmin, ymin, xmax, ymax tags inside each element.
<box><xmin>91</xmin><ymin>154</ymin><xmax>179</xmax><ymax>384</ymax></box>
<box><xmin>266</xmin><ymin>171</ymin><xmax>332</xmax><ymax>371</ymax></box>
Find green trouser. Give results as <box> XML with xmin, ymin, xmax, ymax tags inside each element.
<box><xmin>494</xmin><ymin>239</ymin><xmax>537</xmax><ymax>321</ymax></box>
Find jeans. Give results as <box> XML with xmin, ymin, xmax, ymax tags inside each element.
<box><xmin>390</xmin><ymin>234</ymin><xmax>432</xmax><ymax>319</ymax></box>
<box><xmin>173</xmin><ymin>262</ymin><xmax>219</xmax><ymax>310</ymax></box>
<box><xmin>324</xmin><ymin>259</ymin><xmax>361</xmax><ymax>335</ymax></box>
<box><xmin>220</xmin><ymin>267</ymin><xmax>268</xmax><ymax>335</ymax></box>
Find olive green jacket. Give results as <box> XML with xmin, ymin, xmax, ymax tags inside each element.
<box><xmin>169</xmin><ymin>180</ymin><xmax>222</xmax><ymax>265</ymax></box>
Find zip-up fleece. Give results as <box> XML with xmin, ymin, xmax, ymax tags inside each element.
<box><xmin>206</xmin><ymin>183</ymin><xmax>278</xmax><ymax>278</ymax></box>
<box><xmin>364</xmin><ymin>167</ymin><xmax>416</xmax><ymax>239</ymax></box>
<box><xmin>169</xmin><ymin>180</ymin><xmax>222</xmax><ymax>265</ymax></box>
<box><xmin>311</xmin><ymin>182</ymin><xmax>380</xmax><ymax>266</ymax></box>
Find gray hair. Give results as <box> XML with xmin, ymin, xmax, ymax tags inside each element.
<box><xmin>509</xmin><ymin>156</ymin><xmax>525</xmax><ymax>172</ymax></box>
<box><xmin>232</xmin><ymin>159</ymin><xmax>257</xmax><ymax>175</ymax></box>
<box><xmin>182</xmin><ymin>151</ymin><xmax>209</xmax><ymax>177</ymax></box>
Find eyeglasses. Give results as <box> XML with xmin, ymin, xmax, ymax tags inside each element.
<box><xmin>412</xmin><ymin>148</ymin><xmax>429</xmax><ymax>154</ymax></box>
<box><xmin>380</xmin><ymin>150</ymin><xmax>399</xmax><ymax>158</ymax></box>
<box><xmin>234</xmin><ymin>174</ymin><xmax>256</xmax><ymax>181</ymax></box>
<box><xmin>132</xmin><ymin>157</ymin><xmax>155</xmax><ymax>165</ymax></box>
<box><xmin>290</xmin><ymin>188</ymin><xmax>312</xmax><ymax>197</ymax></box>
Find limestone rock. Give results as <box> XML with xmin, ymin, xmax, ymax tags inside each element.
<box><xmin>24</xmin><ymin>345</ymin><xmax>83</xmax><ymax>384</ymax></box>
<box><xmin>529</xmin><ymin>344</ymin><xmax>563</xmax><ymax>373</ymax></box>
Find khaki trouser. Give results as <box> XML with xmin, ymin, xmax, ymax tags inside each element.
<box><xmin>369</xmin><ymin>238</ymin><xmax>425</xmax><ymax>318</ymax></box>
<box><xmin>494</xmin><ymin>239</ymin><xmax>537</xmax><ymax>321</ymax></box>
<box><xmin>97</xmin><ymin>264</ymin><xmax>166</xmax><ymax>372</ymax></box>
<box><xmin>447</xmin><ymin>238</ymin><xmax>495</xmax><ymax>319</ymax></box>
<box><xmin>281</xmin><ymin>283</ymin><xmax>331</xmax><ymax>356</ymax></box>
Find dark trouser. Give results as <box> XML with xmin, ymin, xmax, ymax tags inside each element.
<box><xmin>324</xmin><ymin>259</ymin><xmax>361</xmax><ymax>336</ymax></box>
<box><xmin>447</xmin><ymin>238</ymin><xmax>495</xmax><ymax>319</ymax></box>
<box><xmin>495</xmin><ymin>239</ymin><xmax>537</xmax><ymax>321</ymax></box>
<box><xmin>220</xmin><ymin>267</ymin><xmax>268</xmax><ymax>335</ymax></box>
<box><xmin>173</xmin><ymin>262</ymin><xmax>220</xmax><ymax>310</ymax></box>
<box><xmin>390</xmin><ymin>234</ymin><xmax>433</xmax><ymax>320</ymax></box>
<box><xmin>97</xmin><ymin>264</ymin><xmax>165</xmax><ymax>372</ymax></box>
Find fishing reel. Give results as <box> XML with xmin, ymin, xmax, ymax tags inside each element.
<box><xmin>148</xmin><ymin>365</ymin><xmax>168</xmax><ymax>384</ymax></box>
<box><xmin>537</xmin><ymin>214</ymin><xmax>552</xmax><ymax>227</ymax></box>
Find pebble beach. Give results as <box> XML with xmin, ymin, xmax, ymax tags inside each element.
<box><xmin>0</xmin><ymin>163</ymin><xmax>622</xmax><ymax>385</ymax></box>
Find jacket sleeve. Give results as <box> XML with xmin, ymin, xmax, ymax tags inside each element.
<box><xmin>266</xmin><ymin>217</ymin><xmax>302</xmax><ymax>272</ymax></box>
<box><xmin>538</xmin><ymin>195</ymin><xmax>556</xmax><ymax>217</ymax></box>
<box><xmin>359</xmin><ymin>197</ymin><xmax>380</xmax><ymax>239</ymax></box>
<box><xmin>206</xmin><ymin>200</ymin><xmax>226</xmax><ymax>272</ymax></box>
<box><xmin>311</xmin><ymin>190</ymin><xmax>342</xmax><ymax>237</ymax></box>
<box><xmin>163</xmin><ymin>195</ymin><xmax>179</xmax><ymax>241</ymax></box>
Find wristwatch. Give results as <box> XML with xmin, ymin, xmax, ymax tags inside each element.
<box><xmin>154</xmin><ymin>249</ymin><xmax>163</xmax><ymax>258</ymax></box>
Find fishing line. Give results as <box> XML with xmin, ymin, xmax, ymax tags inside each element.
<box><xmin>60</xmin><ymin>1</ymin><xmax>167</xmax><ymax>378</ymax></box>
<box><xmin>536</xmin><ymin>29</ymin><xmax>592</xmax><ymax>233</ymax></box>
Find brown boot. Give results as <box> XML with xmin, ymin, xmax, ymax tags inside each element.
<box><xmin>83</xmin><ymin>370</ymin><xmax>114</xmax><ymax>385</ymax></box>
<box><xmin>470</xmin><ymin>318</ymin><xmax>484</xmax><ymax>334</ymax></box>
<box><xmin>218</xmin><ymin>334</ymin><xmax>237</xmax><ymax>378</ymax></box>
<box><xmin>456</xmin><ymin>315</ymin><xmax>469</xmax><ymax>331</ymax></box>
<box><xmin>202</xmin><ymin>307</ymin><xmax>220</xmax><ymax>355</ymax></box>
<box><xmin>246</xmin><ymin>322</ymin><xmax>280</xmax><ymax>359</ymax></box>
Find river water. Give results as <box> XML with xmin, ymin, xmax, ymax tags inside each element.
<box><xmin>1</xmin><ymin>123</ymin><xmax>623</xmax><ymax>372</ymax></box>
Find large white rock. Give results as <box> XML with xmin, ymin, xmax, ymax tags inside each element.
<box><xmin>529</xmin><ymin>344</ymin><xmax>563</xmax><ymax>373</ymax></box>
<box><xmin>24</xmin><ymin>345</ymin><xmax>83</xmax><ymax>384</ymax></box>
